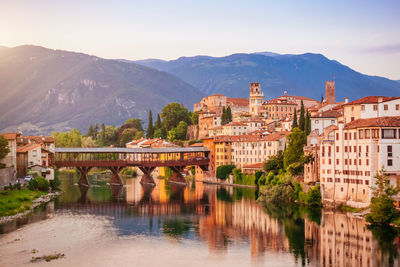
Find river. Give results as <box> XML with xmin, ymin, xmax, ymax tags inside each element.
<box><xmin>0</xmin><ymin>172</ymin><xmax>399</xmax><ymax>266</ymax></box>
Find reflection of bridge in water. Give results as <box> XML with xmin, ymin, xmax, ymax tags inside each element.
<box><xmin>55</xmin><ymin>147</ymin><xmax>209</xmax><ymax>186</ymax></box>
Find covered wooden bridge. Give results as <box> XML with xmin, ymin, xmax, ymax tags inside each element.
<box><xmin>55</xmin><ymin>147</ymin><xmax>210</xmax><ymax>186</ymax></box>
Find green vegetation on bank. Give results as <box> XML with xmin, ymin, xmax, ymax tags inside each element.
<box><xmin>0</xmin><ymin>188</ymin><xmax>45</xmax><ymax>217</ymax></box>
<box><xmin>366</xmin><ymin>169</ymin><xmax>400</xmax><ymax>226</ymax></box>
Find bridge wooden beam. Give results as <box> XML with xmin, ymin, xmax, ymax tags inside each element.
<box><xmin>139</xmin><ymin>167</ymin><xmax>156</xmax><ymax>186</ymax></box>
<box><xmin>109</xmin><ymin>166</ymin><xmax>124</xmax><ymax>186</ymax></box>
<box><xmin>76</xmin><ymin>166</ymin><xmax>92</xmax><ymax>187</ymax></box>
<box><xmin>169</xmin><ymin>166</ymin><xmax>187</xmax><ymax>185</ymax></box>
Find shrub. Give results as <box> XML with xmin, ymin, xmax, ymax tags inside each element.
<box><xmin>216</xmin><ymin>165</ymin><xmax>235</xmax><ymax>180</ymax></box>
<box><xmin>35</xmin><ymin>176</ymin><xmax>50</xmax><ymax>192</ymax></box>
<box><xmin>28</xmin><ymin>176</ymin><xmax>50</xmax><ymax>192</ymax></box>
<box><xmin>254</xmin><ymin>171</ymin><xmax>263</xmax><ymax>185</ymax></box>
<box><xmin>305</xmin><ymin>185</ymin><xmax>322</xmax><ymax>206</ymax></box>
<box><xmin>190</xmin><ymin>166</ymin><xmax>195</xmax><ymax>175</ymax></box>
<box><xmin>121</xmin><ymin>167</ymin><xmax>137</xmax><ymax>177</ymax></box>
<box><xmin>258</xmin><ymin>175</ymin><xmax>266</xmax><ymax>186</ymax></box>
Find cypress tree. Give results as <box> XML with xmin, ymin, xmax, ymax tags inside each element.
<box><xmin>321</xmin><ymin>94</ymin><xmax>324</xmax><ymax>103</ymax></box>
<box><xmin>161</xmin><ymin>126</ymin><xmax>167</xmax><ymax>139</ymax></box>
<box><xmin>94</xmin><ymin>123</ymin><xmax>99</xmax><ymax>138</ymax></box>
<box><xmin>146</xmin><ymin>110</ymin><xmax>154</xmax><ymax>138</ymax></box>
<box><xmin>299</xmin><ymin>100</ymin><xmax>305</xmax><ymax>131</ymax></box>
<box><xmin>226</xmin><ymin>106</ymin><xmax>232</xmax><ymax>123</ymax></box>
<box><xmin>292</xmin><ymin>108</ymin><xmax>298</xmax><ymax>129</ymax></box>
<box><xmin>305</xmin><ymin>110</ymin><xmax>311</xmax><ymax>135</ymax></box>
<box><xmin>221</xmin><ymin>106</ymin><xmax>227</xmax><ymax>125</ymax></box>
<box><xmin>87</xmin><ymin>124</ymin><xmax>94</xmax><ymax>137</ymax></box>
<box><xmin>155</xmin><ymin>114</ymin><xmax>162</xmax><ymax>130</ymax></box>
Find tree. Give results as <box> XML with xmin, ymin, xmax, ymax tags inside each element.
<box><xmin>216</xmin><ymin>165</ymin><xmax>235</xmax><ymax>180</ymax></box>
<box><xmin>161</xmin><ymin>126</ymin><xmax>167</xmax><ymax>139</ymax></box>
<box><xmin>191</xmin><ymin>111</ymin><xmax>199</xmax><ymax>125</ymax></box>
<box><xmin>292</xmin><ymin>108</ymin><xmax>298</xmax><ymax>129</ymax></box>
<box><xmin>93</xmin><ymin>123</ymin><xmax>99</xmax><ymax>138</ymax></box>
<box><xmin>226</xmin><ymin>106</ymin><xmax>232</xmax><ymax>123</ymax></box>
<box><xmin>175</xmin><ymin>121</ymin><xmax>188</xmax><ymax>140</ymax></box>
<box><xmin>125</xmin><ymin>118</ymin><xmax>144</xmax><ymax>132</ymax></box>
<box><xmin>0</xmin><ymin>135</ymin><xmax>10</xmax><ymax>161</ymax></box>
<box><xmin>119</xmin><ymin>128</ymin><xmax>139</xmax><ymax>147</ymax></box>
<box><xmin>97</xmin><ymin>125</ymin><xmax>119</xmax><ymax>147</ymax></box>
<box><xmin>81</xmin><ymin>136</ymin><xmax>97</xmax><ymax>148</ymax></box>
<box><xmin>52</xmin><ymin>129</ymin><xmax>82</xmax><ymax>147</ymax></box>
<box><xmin>153</xmin><ymin>129</ymin><xmax>162</xmax><ymax>138</ymax></box>
<box><xmin>299</xmin><ymin>100</ymin><xmax>305</xmax><ymax>131</ymax></box>
<box><xmin>86</xmin><ymin>124</ymin><xmax>94</xmax><ymax>137</ymax></box>
<box><xmin>168</xmin><ymin>129</ymin><xmax>177</xmax><ymax>142</ymax></box>
<box><xmin>155</xmin><ymin>114</ymin><xmax>162</xmax><ymax>130</ymax></box>
<box><xmin>161</xmin><ymin>103</ymin><xmax>191</xmax><ymax>131</ymax></box>
<box><xmin>305</xmin><ymin>110</ymin><xmax>311</xmax><ymax>135</ymax></box>
<box><xmin>146</xmin><ymin>110</ymin><xmax>154</xmax><ymax>138</ymax></box>
<box><xmin>263</xmin><ymin>150</ymin><xmax>284</xmax><ymax>175</ymax></box>
<box><xmin>284</xmin><ymin>128</ymin><xmax>306</xmax><ymax>169</ymax></box>
<box><xmin>366</xmin><ymin>169</ymin><xmax>400</xmax><ymax>225</ymax></box>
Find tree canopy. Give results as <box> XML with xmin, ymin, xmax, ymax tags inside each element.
<box><xmin>161</xmin><ymin>103</ymin><xmax>191</xmax><ymax>131</ymax></box>
<box><xmin>284</xmin><ymin>128</ymin><xmax>306</xmax><ymax>169</ymax></box>
<box><xmin>0</xmin><ymin>135</ymin><xmax>10</xmax><ymax>160</ymax></box>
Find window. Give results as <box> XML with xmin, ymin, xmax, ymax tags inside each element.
<box><xmin>366</xmin><ymin>159</ymin><xmax>369</xmax><ymax>166</ymax></box>
<box><xmin>388</xmin><ymin>159</ymin><xmax>393</xmax><ymax>166</ymax></box>
<box><xmin>336</xmin><ymin>159</ymin><xmax>339</xmax><ymax>164</ymax></box>
<box><xmin>315</xmin><ymin>120</ymin><xmax>319</xmax><ymax>124</ymax></box>
<box><xmin>336</xmin><ymin>133</ymin><xmax>339</xmax><ymax>140</ymax></box>
<box><xmin>331</xmin><ymin>120</ymin><xmax>335</xmax><ymax>124</ymax></box>
<box><xmin>359</xmin><ymin>159</ymin><xmax>362</xmax><ymax>165</ymax></box>
<box><xmin>372</xmin><ymin>129</ymin><xmax>380</xmax><ymax>139</ymax></box>
<box><xmin>396</xmin><ymin>104</ymin><xmax>399</xmax><ymax>110</ymax></box>
<box><xmin>361</xmin><ymin>105</ymin><xmax>365</xmax><ymax>111</ymax></box>
<box><xmin>382</xmin><ymin>129</ymin><xmax>396</xmax><ymax>139</ymax></box>
<box><xmin>365</xmin><ymin>129</ymin><xmax>370</xmax><ymax>138</ymax></box>
<box><xmin>354</xmin><ymin>132</ymin><xmax>357</xmax><ymax>140</ymax></box>
<box><xmin>373</xmin><ymin>105</ymin><xmax>378</xmax><ymax>111</ymax></box>
<box><xmin>384</xmin><ymin>104</ymin><xmax>388</xmax><ymax>111</ymax></box>
<box><xmin>388</xmin><ymin>145</ymin><xmax>392</xmax><ymax>157</ymax></box>
<box><xmin>33</xmin><ymin>150</ymin><xmax>37</xmax><ymax>157</ymax></box>
<box><xmin>336</xmin><ymin>146</ymin><xmax>339</xmax><ymax>153</ymax></box>
<box><xmin>351</xmin><ymin>117</ymin><xmax>355</xmax><ymax>121</ymax></box>
<box><xmin>359</xmin><ymin>130</ymin><xmax>364</xmax><ymax>139</ymax></box>
<box><xmin>344</xmin><ymin>133</ymin><xmax>348</xmax><ymax>140</ymax></box>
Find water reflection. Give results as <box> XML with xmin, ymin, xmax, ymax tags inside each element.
<box><xmin>1</xmin><ymin>172</ymin><xmax>400</xmax><ymax>267</ymax></box>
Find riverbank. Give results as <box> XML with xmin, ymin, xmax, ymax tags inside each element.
<box><xmin>0</xmin><ymin>191</ymin><xmax>61</xmax><ymax>224</ymax></box>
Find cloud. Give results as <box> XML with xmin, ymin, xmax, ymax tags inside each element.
<box><xmin>362</xmin><ymin>44</ymin><xmax>400</xmax><ymax>55</ymax></box>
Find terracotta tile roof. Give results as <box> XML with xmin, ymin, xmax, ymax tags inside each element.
<box><xmin>344</xmin><ymin>116</ymin><xmax>400</xmax><ymax>129</ymax></box>
<box><xmin>280</xmin><ymin>95</ymin><xmax>319</xmax><ymax>101</ymax></box>
<box><xmin>17</xmin><ymin>143</ymin><xmax>41</xmax><ymax>153</ymax></box>
<box><xmin>20</xmin><ymin>136</ymin><xmax>55</xmax><ymax>144</ymax></box>
<box><xmin>190</xmin><ymin>142</ymin><xmax>204</xmax><ymax>147</ymax></box>
<box><xmin>227</xmin><ymin>98</ymin><xmax>249</xmax><ymax>106</ymax></box>
<box><xmin>344</xmin><ymin>96</ymin><xmax>398</xmax><ymax>106</ymax></box>
<box><xmin>209</xmin><ymin>94</ymin><xmax>225</xmax><ymax>97</ymax></box>
<box><xmin>311</xmin><ymin>109</ymin><xmax>343</xmax><ymax>118</ymax></box>
<box><xmin>224</xmin><ymin>122</ymin><xmax>247</xmax><ymax>127</ymax></box>
<box><xmin>126</xmin><ymin>138</ymin><xmax>147</xmax><ymax>145</ymax></box>
<box><xmin>243</xmin><ymin>163</ymin><xmax>264</xmax><ymax>169</ymax></box>
<box><xmin>214</xmin><ymin>131</ymin><xmax>289</xmax><ymax>142</ymax></box>
<box><xmin>0</xmin><ymin>133</ymin><xmax>19</xmax><ymax>140</ymax></box>
<box><xmin>265</xmin><ymin>98</ymin><xmax>297</xmax><ymax>105</ymax></box>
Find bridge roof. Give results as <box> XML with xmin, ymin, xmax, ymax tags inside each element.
<box><xmin>55</xmin><ymin>147</ymin><xmax>209</xmax><ymax>153</ymax></box>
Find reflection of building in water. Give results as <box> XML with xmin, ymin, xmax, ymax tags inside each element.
<box><xmin>320</xmin><ymin>211</ymin><xmax>372</xmax><ymax>267</ymax></box>
<box><xmin>304</xmin><ymin>218</ymin><xmax>321</xmax><ymax>266</ymax></box>
<box><xmin>198</xmin><ymin>190</ymin><xmax>288</xmax><ymax>256</ymax></box>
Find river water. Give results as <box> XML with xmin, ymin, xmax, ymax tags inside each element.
<box><xmin>0</xmin><ymin>172</ymin><xmax>399</xmax><ymax>266</ymax></box>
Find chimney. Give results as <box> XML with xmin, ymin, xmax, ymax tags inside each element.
<box><xmin>378</xmin><ymin>97</ymin><xmax>383</xmax><ymax>103</ymax></box>
<box><xmin>345</xmin><ymin>97</ymin><xmax>349</xmax><ymax>104</ymax></box>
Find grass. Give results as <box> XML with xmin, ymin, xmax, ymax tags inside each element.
<box><xmin>336</xmin><ymin>204</ymin><xmax>366</xmax><ymax>213</ymax></box>
<box><xmin>0</xmin><ymin>188</ymin><xmax>45</xmax><ymax>217</ymax></box>
<box><xmin>31</xmin><ymin>253</ymin><xmax>65</xmax><ymax>262</ymax></box>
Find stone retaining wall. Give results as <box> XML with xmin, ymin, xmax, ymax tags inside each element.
<box><xmin>0</xmin><ymin>167</ymin><xmax>17</xmax><ymax>188</ymax></box>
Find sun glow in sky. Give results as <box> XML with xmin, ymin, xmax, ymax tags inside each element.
<box><xmin>1</xmin><ymin>0</ymin><xmax>399</xmax><ymax>79</ymax></box>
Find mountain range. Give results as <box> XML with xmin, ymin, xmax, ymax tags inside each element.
<box><xmin>0</xmin><ymin>45</ymin><xmax>399</xmax><ymax>135</ymax></box>
<box><xmin>0</xmin><ymin>45</ymin><xmax>203</xmax><ymax>135</ymax></box>
<box><xmin>135</xmin><ymin>52</ymin><xmax>400</xmax><ymax>101</ymax></box>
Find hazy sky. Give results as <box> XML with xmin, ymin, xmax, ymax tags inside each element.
<box><xmin>1</xmin><ymin>0</ymin><xmax>399</xmax><ymax>79</ymax></box>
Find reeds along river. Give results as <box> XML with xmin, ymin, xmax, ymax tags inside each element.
<box><xmin>0</xmin><ymin>172</ymin><xmax>399</xmax><ymax>267</ymax></box>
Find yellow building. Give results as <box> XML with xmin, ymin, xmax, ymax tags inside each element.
<box><xmin>214</xmin><ymin>136</ymin><xmax>233</xmax><ymax>168</ymax></box>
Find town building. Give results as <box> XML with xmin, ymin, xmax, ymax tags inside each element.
<box><xmin>16</xmin><ymin>143</ymin><xmax>43</xmax><ymax>177</ymax></box>
<box><xmin>194</xmin><ymin>94</ymin><xmax>249</xmax><ymax>115</ymax></box>
<box><xmin>320</xmin><ymin>116</ymin><xmax>400</xmax><ymax>208</ymax></box>
<box><xmin>310</xmin><ymin>109</ymin><xmax>343</xmax><ymax>135</ymax></box>
<box><xmin>279</xmin><ymin>94</ymin><xmax>320</xmax><ymax>110</ymax></box>
<box><xmin>261</xmin><ymin>97</ymin><xmax>297</xmax><ymax>120</ymax></box>
<box><xmin>0</xmin><ymin>132</ymin><xmax>20</xmax><ymax>169</ymax></box>
<box><xmin>249</xmin><ymin>82</ymin><xmax>264</xmax><ymax>117</ymax></box>
<box><xmin>198</xmin><ymin>112</ymin><xmax>221</xmax><ymax>139</ymax></box>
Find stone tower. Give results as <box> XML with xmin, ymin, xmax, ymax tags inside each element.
<box><xmin>325</xmin><ymin>81</ymin><xmax>335</xmax><ymax>104</ymax></box>
<box><xmin>249</xmin><ymin>82</ymin><xmax>264</xmax><ymax>117</ymax></box>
